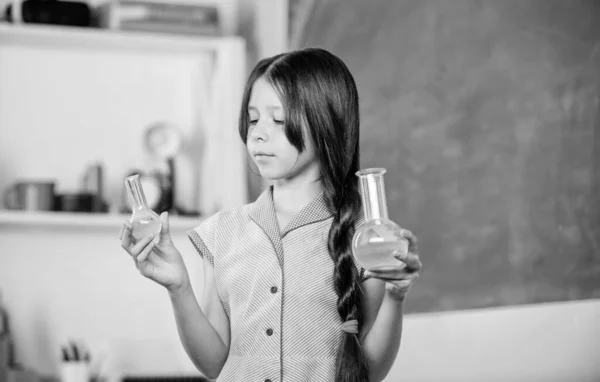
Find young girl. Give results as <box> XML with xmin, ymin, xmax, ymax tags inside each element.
<box><xmin>119</xmin><ymin>47</ymin><xmax>422</xmax><ymax>382</ymax></box>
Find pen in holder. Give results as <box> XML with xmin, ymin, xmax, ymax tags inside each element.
<box><xmin>60</xmin><ymin>340</ymin><xmax>90</xmax><ymax>382</ymax></box>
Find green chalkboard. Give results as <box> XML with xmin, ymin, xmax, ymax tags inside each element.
<box><xmin>298</xmin><ymin>0</ymin><xmax>600</xmax><ymax>313</ymax></box>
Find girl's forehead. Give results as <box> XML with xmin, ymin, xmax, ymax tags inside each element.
<box><xmin>249</xmin><ymin>77</ymin><xmax>283</xmax><ymax>107</ymax></box>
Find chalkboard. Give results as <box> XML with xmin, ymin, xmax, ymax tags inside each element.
<box><xmin>298</xmin><ymin>0</ymin><xmax>600</xmax><ymax>313</ymax></box>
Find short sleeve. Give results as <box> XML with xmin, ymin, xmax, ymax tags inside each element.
<box><xmin>186</xmin><ymin>212</ymin><xmax>220</xmax><ymax>267</ymax></box>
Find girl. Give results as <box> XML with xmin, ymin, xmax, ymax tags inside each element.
<box><xmin>120</xmin><ymin>47</ymin><xmax>422</xmax><ymax>382</ymax></box>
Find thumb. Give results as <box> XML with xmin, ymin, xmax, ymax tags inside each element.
<box><xmin>159</xmin><ymin>211</ymin><xmax>171</xmax><ymax>238</ymax></box>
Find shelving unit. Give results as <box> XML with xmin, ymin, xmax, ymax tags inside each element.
<box><xmin>0</xmin><ymin>22</ymin><xmax>248</xmax><ymax>228</ymax></box>
<box><xmin>0</xmin><ymin>22</ymin><xmax>233</xmax><ymax>54</ymax></box>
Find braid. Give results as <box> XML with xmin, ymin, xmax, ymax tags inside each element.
<box><xmin>325</xmin><ymin>175</ymin><xmax>370</xmax><ymax>382</ymax></box>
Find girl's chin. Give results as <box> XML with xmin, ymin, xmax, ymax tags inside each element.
<box><xmin>257</xmin><ymin>171</ymin><xmax>283</xmax><ymax>180</ymax></box>
<box><xmin>255</xmin><ymin>167</ymin><xmax>290</xmax><ymax>181</ymax></box>
<box><xmin>253</xmin><ymin>161</ymin><xmax>302</xmax><ymax>181</ymax></box>
<box><xmin>253</xmin><ymin>164</ymin><xmax>277</xmax><ymax>179</ymax></box>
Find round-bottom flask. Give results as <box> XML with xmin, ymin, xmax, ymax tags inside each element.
<box><xmin>352</xmin><ymin>168</ymin><xmax>408</xmax><ymax>272</ymax></box>
<box><xmin>125</xmin><ymin>174</ymin><xmax>162</xmax><ymax>241</ymax></box>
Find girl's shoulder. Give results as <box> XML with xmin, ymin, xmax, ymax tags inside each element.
<box><xmin>186</xmin><ymin>203</ymin><xmax>254</xmax><ymax>263</ymax></box>
<box><xmin>188</xmin><ymin>202</ymin><xmax>254</xmax><ymax>237</ymax></box>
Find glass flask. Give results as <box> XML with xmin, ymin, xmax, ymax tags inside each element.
<box><xmin>125</xmin><ymin>174</ymin><xmax>162</xmax><ymax>241</ymax></box>
<box><xmin>352</xmin><ymin>168</ymin><xmax>408</xmax><ymax>272</ymax></box>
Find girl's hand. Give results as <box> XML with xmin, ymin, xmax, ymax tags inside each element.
<box><xmin>119</xmin><ymin>212</ymin><xmax>190</xmax><ymax>293</ymax></box>
<box><xmin>364</xmin><ymin>229</ymin><xmax>422</xmax><ymax>301</ymax></box>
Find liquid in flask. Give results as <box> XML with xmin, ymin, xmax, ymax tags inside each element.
<box><xmin>125</xmin><ymin>174</ymin><xmax>162</xmax><ymax>241</ymax></box>
<box><xmin>352</xmin><ymin>168</ymin><xmax>408</xmax><ymax>272</ymax></box>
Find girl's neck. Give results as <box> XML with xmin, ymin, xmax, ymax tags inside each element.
<box><xmin>272</xmin><ymin>175</ymin><xmax>322</xmax><ymax>216</ymax></box>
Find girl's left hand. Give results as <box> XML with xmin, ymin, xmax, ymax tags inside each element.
<box><xmin>363</xmin><ymin>229</ymin><xmax>422</xmax><ymax>301</ymax></box>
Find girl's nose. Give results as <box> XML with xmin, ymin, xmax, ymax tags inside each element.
<box><xmin>249</xmin><ymin>121</ymin><xmax>268</xmax><ymax>142</ymax></box>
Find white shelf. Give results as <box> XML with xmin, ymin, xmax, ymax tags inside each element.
<box><xmin>0</xmin><ymin>21</ymin><xmax>248</xmax><ymax>216</ymax></box>
<box><xmin>0</xmin><ymin>22</ymin><xmax>242</xmax><ymax>54</ymax></box>
<box><xmin>0</xmin><ymin>210</ymin><xmax>203</xmax><ymax>231</ymax></box>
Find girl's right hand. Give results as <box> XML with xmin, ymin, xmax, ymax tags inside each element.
<box><xmin>119</xmin><ymin>211</ymin><xmax>190</xmax><ymax>293</ymax></box>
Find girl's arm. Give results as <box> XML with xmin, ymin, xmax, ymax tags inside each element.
<box><xmin>359</xmin><ymin>279</ymin><xmax>406</xmax><ymax>382</ymax></box>
<box><xmin>359</xmin><ymin>230</ymin><xmax>422</xmax><ymax>382</ymax></box>
<box><xmin>169</xmin><ymin>256</ymin><xmax>230</xmax><ymax>379</ymax></box>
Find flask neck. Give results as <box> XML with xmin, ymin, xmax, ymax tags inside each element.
<box><xmin>125</xmin><ymin>175</ymin><xmax>149</xmax><ymax>211</ymax></box>
<box><xmin>356</xmin><ymin>168</ymin><xmax>389</xmax><ymax>220</ymax></box>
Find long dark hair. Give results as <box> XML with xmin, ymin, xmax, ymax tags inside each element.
<box><xmin>239</xmin><ymin>48</ymin><xmax>368</xmax><ymax>382</ymax></box>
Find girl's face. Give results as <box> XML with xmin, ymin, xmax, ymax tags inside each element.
<box><xmin>246</xmin><ymin>77</ymin><xmax>319</xmax><ymax>181</ymax></box>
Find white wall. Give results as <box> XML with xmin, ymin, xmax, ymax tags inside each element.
<box><xmin>1</xmin><ymin>226</ymin><xmax>599</xmax><ymax>381</ymax></box>
<box><xmin>390</xmin><ymin>298</ymin><xmax>600</xmax><ymax>382</ymax></box>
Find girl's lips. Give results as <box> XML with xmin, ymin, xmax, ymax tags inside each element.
<box><xmin>254</xmin><ymin>153</ymin><xmax>275</xmax><ymax>163</ymax></box>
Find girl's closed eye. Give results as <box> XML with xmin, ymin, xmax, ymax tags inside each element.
<box><xmin>248</xmin><ymin>108</ymin><xmax>259</xmax><ymax>125</ymax></box>
<box><xmin>272</xmin><ymin>111</ymin><xmax>285</xmax><ymax>125</ymax></box>
<box><xmin>248</xmin><ymin>113</ymin><xmax>259</xmax><ymax>125</ymax></box>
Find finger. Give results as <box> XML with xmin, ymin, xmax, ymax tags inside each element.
<box><xmin>394</xmin><ymin>252</ymin><xmax>422</xmax><ymax>272</ymax></box>
<box><xmin>389</xmin><ymin>279</ymin><xmax>414</xmax><ymax>289</ymax></box>
<box><xmin>120</xmin><ymin>222</ymin><xmax>135</xmax><ymax>249</ymax></box>
<box><xmin>118</xmin><ymin>224</ymin><xmax>126</xmax><ymax>240</ymax></box>
<box><xmin>386</xmin><ymin>280</ymin><xmax>414</xmax><ymax>300</ymax></box>
<box><xmin>130</xmin><ymin>234</ymin><xmax>156</xmax><ymax>256</ymax></box>
<box><xmin>400</xmin><ymin>229</ymin><xmax>419</xmax><ymax>254</ymax></box>
<box><xmin>365</xmin><ymin>266</ymin><xmax>414</xmax><ymax>276</ymax></box>
<box><xmin>159</xmin><ymin>211</ymin><xmax>170</xmax><ymax>239</ymax></box>
<box><xmin>137</xmin><ymin>241</ymin><xmax>156</xmax><ymax>263</ymax></box>
<box><xmin>364</xmin><ymin>270</ymin><xmax>420</xmax><ymax>282</ymax></box>
<box><xmin>371</xmin><ymin>273</ymin><xmax>418</xmax><ymax>283</ymax></box>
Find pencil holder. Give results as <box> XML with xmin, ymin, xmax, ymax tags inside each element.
<box><xmin>59</xmin><ymin>361</ymin><xmax>89</xmax><ymax>382</ymax></box>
